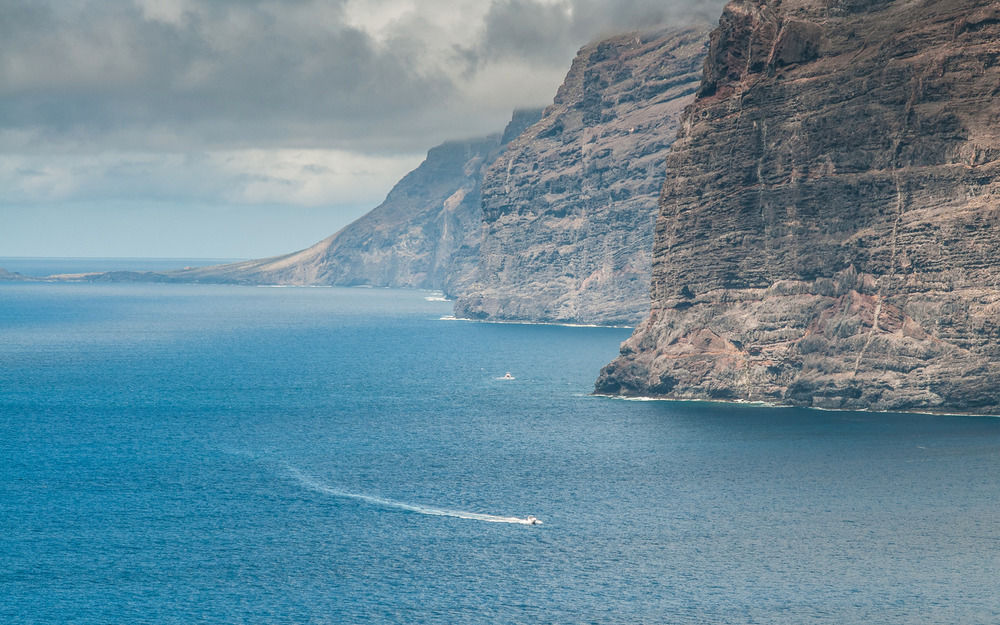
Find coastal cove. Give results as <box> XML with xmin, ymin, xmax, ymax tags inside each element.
<box><xmin>3</xmin><ymin>278</ymin><xmax>1000</xmax><ymax>624</ymax></box>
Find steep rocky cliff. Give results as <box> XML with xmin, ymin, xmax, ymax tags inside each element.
<box><xmin>169</xmin><ymin>109</ymin><xmax>542</xmax><ymax>290</ymax></box>
<box><xmin>453</xmin><ymin>27</ymin><xmax>711</xmax><ymax>325</ymax></box>
<box><xmin>597</xmin><ymin>0</ymin><xmax>1000</xmax><ymax>414</ymax></box>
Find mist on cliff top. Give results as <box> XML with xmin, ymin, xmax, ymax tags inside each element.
<box><xmin>0</xmin><ymin>0</ymin><xmax>724</xmax><ymax>257</ymax></box>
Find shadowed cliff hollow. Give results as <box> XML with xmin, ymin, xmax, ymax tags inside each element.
<box><xmin>597</xmin><ymin>0</ymin><xmax>1000</xmax><ymax>413</ymax></box>
<box><xmin>166</xmin><ymin>109</ymin><xmax>542</xmax><ymax>291</ymax></box>
<box><xmin>452</xmin><ymin>26</ymin><xmax>711</xmax><ymax>326</ymax></box>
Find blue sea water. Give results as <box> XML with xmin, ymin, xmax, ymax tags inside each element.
<box><xmin>0</xmin><ymin>257</ymin><xmax>242</xmax><ymax>277</ymax></box>
<box><xmin>2</xmin><ymin>279</ymin><xmax>1000</xmax><ymax>624</ymax></box>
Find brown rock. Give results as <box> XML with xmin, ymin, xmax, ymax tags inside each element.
<box><xmin>453</xmin><ymin>26</ymin><xmax>711</xmax><ymax>326</ymax></box>
<box><xmin>597</xmin><ymin>0</ymin><xmax>1000</xmax><ymax>414</ymax></box>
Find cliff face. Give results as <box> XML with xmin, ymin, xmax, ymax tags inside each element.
<box><xmin>597</xmin><ymin>0</ymin><xmax>1000</xmax><ymax>414</ymax></box>
<box><xmin>171</xmin><ymin>109</ymin><xmax>542</xmax><ymax>291</ymax></box>
<box><xmin>452</xmin><ymin>27</ymin><xmax>711</xmax><ymax>326</ymax></box>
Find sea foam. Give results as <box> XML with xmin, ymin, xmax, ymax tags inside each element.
<box><xmin>285</xmin><ymin>465</ymin><xmax>541</xmax><ymax>525</ymax></box>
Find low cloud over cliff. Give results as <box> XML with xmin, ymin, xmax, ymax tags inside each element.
<box><xmin>0</xmin><ymin>0</ymin><xmax>722</xmax><ymax>256</ymax></box>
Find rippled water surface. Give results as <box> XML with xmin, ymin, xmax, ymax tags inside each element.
<box><xmin>2</xmin><ymin>280</ymin><xmax>999</xmax><ymax>624</ymax></box>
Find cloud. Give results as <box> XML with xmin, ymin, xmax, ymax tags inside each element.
<box><xmin>0</xmin><ymin>0</ymin><xmax>723</xmax><ymax>155</ymax></box>
<box><xmin>0</xmin><ymin>0</ymin><xmax>455</xmax><ymax>153</ymax></box>
<box><xmin>0</xmin><ymin>0</ymin><xmax>724</xmax><ymax>256</ymax></box>
<box><xmin>0</xmin><ymin>149</ymin><xmax>422</xmax><ymax>206</ymax></box>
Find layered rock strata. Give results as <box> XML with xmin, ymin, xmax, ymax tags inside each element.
<box><xmin>597</xmin><ymin>0</ymin><xmax>1000</xmax><ymax>414</ymax></box>
<box><xmin>168</xmin><ymin>109</ymin><xmax>542</xmax><ymax>291</ymax></box>
<box><xmin>453</xmin><ymin>26</ymin><xmax>711</xmax><ymax>326</ymax></box>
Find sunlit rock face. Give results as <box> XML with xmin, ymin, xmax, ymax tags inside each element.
<box><xmin>597</xmin><ymin>0</ymin><xmax>1000</xmax><ymax>414</ymax></box>
<box><xmin>452</xmin><ymin>26</ymin><xmax>711</xmax><ymax>326</ymax></box>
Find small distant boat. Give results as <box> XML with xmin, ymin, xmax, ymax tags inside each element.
<box><xmin>502</xmin><ymin>372</ymin><xmax>515</xmax><ymax>380</ymax></box>
<box><xmin>525</xmin><ymin>515</ymin><xmax>541</xmax><ymax>525</ymax></box>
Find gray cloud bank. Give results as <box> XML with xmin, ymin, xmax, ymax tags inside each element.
<box><xmin>1</xmin><ymin>0</ymin><xmax>723</xmax><ymax>154</ymax></box>
<box><xmin>0</xmin><ymin>0</ymin><xmax>724</xmax><ymax>256</ymax></box>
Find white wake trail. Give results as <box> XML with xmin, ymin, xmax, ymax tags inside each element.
<box><xmin>285</xmin><ymin>465</ymin><xmax>541</xmax><ymax>525</ymax></box>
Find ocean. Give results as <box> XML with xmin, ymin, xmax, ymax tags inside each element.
<box><xmin>0</xmin><ymin>257</ymin><xmax>243</xmax><ymax>277</ymax></box>
<box><xmin>2</xmin><ymin>271</ymin><xmax>999</xmax><ymax>624</ymax></box>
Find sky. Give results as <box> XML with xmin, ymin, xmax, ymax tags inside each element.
<box><xmin>1</xmin><ymin>0</ymin><xmax>723</xmax><ymax>259</ymax></box>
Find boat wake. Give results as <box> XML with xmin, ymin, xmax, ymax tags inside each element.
<box><xmin>285</xmin><ymin>465</ymin><xmax>541</xmax><ymax>525</ymax></box>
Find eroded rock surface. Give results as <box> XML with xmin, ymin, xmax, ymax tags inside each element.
<box><xmin>453</xmin><ymin>27</ymin><xmax>711</xmax><ymax>326</ymax></box>
<box><xmin>597</xmin><ymin>0</ymin><xmax>1000</xmax><ymax>414</ymax></box>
